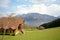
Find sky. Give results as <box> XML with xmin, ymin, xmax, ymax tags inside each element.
<box><xmin>0</xmin><ymin>0</ymin><xmax>60</xmax><ymax>17</ymax></box>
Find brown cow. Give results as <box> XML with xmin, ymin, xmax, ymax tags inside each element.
<box><xmin>0</xmin><ymin>17</ymin><xmax>25</xmax><ymax>35</ymax></box>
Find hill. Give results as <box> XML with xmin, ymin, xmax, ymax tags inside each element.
<box><xmin>40</xmin><ymin>18</ymin><xmax>60</xmax><ymax>28</ymax></box>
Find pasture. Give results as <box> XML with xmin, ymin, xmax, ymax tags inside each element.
<box><xmin>0</xmin><ymin>27</ymin><xmax>60</xmax><ymax>40</ymax></box>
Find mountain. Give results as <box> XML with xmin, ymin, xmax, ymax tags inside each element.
<box><xmin>16</xmin><ymin>13</ymin><xmax>58</xmax><ymax>26</ymax></box>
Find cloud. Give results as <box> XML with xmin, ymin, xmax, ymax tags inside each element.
<box><xmin>16</xmin><ymin>4</ymin><xmax>60</xmax><ymax>17</ymax></box>
<box><xmin>0</xmin><ymin>12</ymin><xmax>7</xmax><ymax>17</ymax></box>
<box><xmin>0</xmin><ymin>0</ymin><xmax>59</xmax><ymax>17</ymax></box>
<box><xmin>16</xmin><ymin>5</ymin><xmax>28</xmax><ymax>14</ymax></box>
<box><xmin>0</xmin><ymin>12</ymin><xmax>16</xmax><ymax>17</ymax></box>
<box><xmin>29</xmin><ymin>4</ymin><xmax>48</xmax><ymax>14</ymax></box>
<box><xmin>0</xmin><ymin>0</ymin><xmax>10</xmax><ymax>7</ymax></box>
<box><xmin>0</xmin><ymin>4</ymin><xmax>60</xmax><ymax>17</ymax></box>
<box><xmin>16</xmin><ymin>4</ymin><xmax>48</xmax><ymax>14</ymax></box>
<box><xmin>47</xmin><ymin>4</ymin><xmax>60</xmax><ymax>16</ymax></box>
<box><xmin>25</xmin><ymin>0</ymin><xmax>56</xmax><ymax>4</ymax></box>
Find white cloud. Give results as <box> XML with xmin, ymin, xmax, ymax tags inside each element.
<box><xmin>29</xmin><ymin>4</ymin><xmax>48</xmax><ymax>14</ymax></box>
<box><xmin>0</xmin><ymin>12</ymin><xmax>7</xmax><ymax>17</ymax></box>
<box><xmin>26</xmin><ymin>0</ymin><xmax>56</xmax><ymax>4</ymax></box>
<box><xmin>16</xmin><ymin>4</ymin><xmax>60</xmax><ymax>17</ymax></box>
<box><xmin>0</xmin><ymin>12</ymin><xmax>16</xmax><ymax>17</ymax></box>
<box><xmin>0</xmin><ymin>0</ymin><xmax>10</xmax><ymax>7</ymax></box>
<box><xmin>47</xmin><ymin>4</ymin><xmax>60</xmax><ymax>17</ymax></box>
<box><xmin>16</xmin><ymin>5</ymin><xmax>28</xmax><ymax>14</ymax></box>
<box><xmin>16</xmin><ymin>4</ymin><xmax>48</xmax><ymax>15</ymax></box>
<box><xmin>0</xmin><ymin>4</ymin><xmax>60</xmax><ymax>17</ymax></box>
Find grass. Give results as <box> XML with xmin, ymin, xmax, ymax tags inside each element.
<box><xmin>0</xmin><ymin>27</ymin><xmax>60</xmax><ymax>40</ymax></box>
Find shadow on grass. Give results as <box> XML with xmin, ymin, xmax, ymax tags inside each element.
<box><xmin>0</xmin><ymin>34</ymin><xmax>16</xmax><ymax>36</ymax></box>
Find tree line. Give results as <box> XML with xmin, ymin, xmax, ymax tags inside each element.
<box><xmin>40</xmin><ymin>18</ymin><xmax>60</xmax><ymax>29</ymax></box>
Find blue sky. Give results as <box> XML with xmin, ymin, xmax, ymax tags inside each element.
<box><xmin>0</xmin><ymin>0</ymin><xmax>60</xmax><ymax>17</ymax></box>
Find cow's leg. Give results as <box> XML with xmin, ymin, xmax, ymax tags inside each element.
<box><xmin>20</xmin><ymin>29</ymin><xmax>25</xmax><ymax>34</ymax></box>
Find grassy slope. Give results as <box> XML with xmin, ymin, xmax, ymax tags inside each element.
<box><xmin>0</xmin><ymin>27</ymin><xmax>60</xmax><ymax>40</ymax></box>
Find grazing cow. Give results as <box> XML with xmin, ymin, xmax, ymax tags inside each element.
<box><xmin>0</xmin><ymin>17</ymin><xmax>25</xmax><ymax>35</ymax></box>
<box><xmin>39</xmin><ymin>26</ymin><xmax>45</xmax><ymax>30</ymax></box>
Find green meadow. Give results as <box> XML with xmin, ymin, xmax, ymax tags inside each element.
<box><xmin>0</xmin><ymin>27</ymin><xmax>60</xmax><ymax>40</ymax></box>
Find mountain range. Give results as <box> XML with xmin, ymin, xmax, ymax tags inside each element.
<box><xmin>16</xmin><ymin>13</ymin><xmax>58</xmax><ymax>26</ymax></box>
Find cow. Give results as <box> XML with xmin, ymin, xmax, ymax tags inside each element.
<box><xmin>0</xmin><ymin>17</ymin><xmax>25</xmax><ymax>35</ymax></box>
